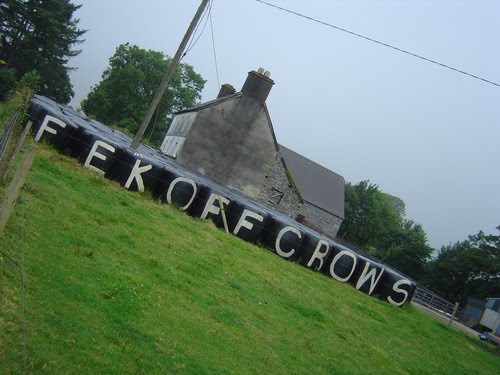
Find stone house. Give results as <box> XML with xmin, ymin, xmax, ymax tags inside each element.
<box><xmin>160</xmin><ymin>69</ymin><xmax>344</xmax><ymax>238</ymax></box>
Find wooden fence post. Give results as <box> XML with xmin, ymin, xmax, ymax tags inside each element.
<box><xmin>1</xmin><ymin>121</ymin><xmax>33</xmax><ymax>184</ymax></box>
<box><xmin>448</xmin><ymin>302</ymin><xmax>460</xmax><ymax>327</ymax></box>
<box><xmin>0</xmin><ymin>145</ymin><xmax>37</xmax><ymax>235</ymax></box>
<box><xmin>0</xmin><ymin>111</ymin><xmax>20</xmax><ymax>182</ymax></box>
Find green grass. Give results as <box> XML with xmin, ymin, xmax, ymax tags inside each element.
<box><xmin>0</xmin><ymin>146</ymin><xmax>498</xmax><ymax>374</ymax></box>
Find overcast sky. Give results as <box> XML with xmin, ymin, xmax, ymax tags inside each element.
<box><xmin>68</xmin><ymin>0</ymin><xmax>500</xmax><ymax>249</ymax></box>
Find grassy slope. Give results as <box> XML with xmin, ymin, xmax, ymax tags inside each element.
<box><xmin>0</xmin><ymin>147</ymin><xmax>498</xmax><ymax>374</ymax></box>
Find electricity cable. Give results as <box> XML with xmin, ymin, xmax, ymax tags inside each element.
<box><xmin>147</xmin><ymin>102</ymin><xmax>161</xmax><ymax>142</ymax></box>
<box><xmin>255</xmin><ymin>0</ymin><xmax>500</xmax><ymax>87</ymax></box>
<box><xmin>183</xmin><ymin>0</ymin><xmax>212</xmax><ymax>59</ymax></box>
<box><xmin>209</xmin><ymin>1</ymin><xmax>221</xmax><ymax>88</ymax></box>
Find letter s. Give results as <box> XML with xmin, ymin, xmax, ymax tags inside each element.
<box><xmin>387</xmin><ymin>279</ymin><xmax>412</xmax><ymax>307</ymax></box>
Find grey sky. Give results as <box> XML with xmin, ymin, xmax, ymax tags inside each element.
<box><xmin>68</xmin><ymin>0</ymin><xmax>500</xmax><ymax>249</ymax></box>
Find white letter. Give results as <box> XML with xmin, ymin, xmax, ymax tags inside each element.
<box><xmin>166</xmin><ymin>177</ymin><xmax>198</xmax><ymax>211</ymax></box>
<box><xmin>125</xmin><ymin>159</ymin><xmax>152</xmax><ymax>192</ymax></box>
<box><xmin>233</xmin><ymin>209</ymin><xmax>264</xmax><ymax>236</ymax></box>
<box><xmin>387</xmin><ymin>279</ymin><xmax>412</xmax><ymax>307</ymax></box>
<box><xmin>84</xmin><ymin>140</ymin><xmax>115</xmax><ymax>175</ymax></box>
<box><xmin>356</xmin><ymin>262</ymin><xmax>384</xmax><ymax>295</ymax></box>
<box><xmin>35</xmin><ymin>115</ymin><xmax>66</xmax><ymax>142</ymax></box>
<box><xmin>275</xmin><ymin>226</ymin><xmax>302</xmax><ymax>258</ymax></box>
<box><xmin>201</xmin><ymin>193</ymin><xmax>230</xmax><ymax>219</ymax></box>
<box><xmin>329</xmin><ymin>250</ymin><xmax>357</xmax><ymax>282</ymax></box>
<box><xmin>307</xmin><ymin>239</ymin><xmax>330</xmax><ymax>271</ymax></box>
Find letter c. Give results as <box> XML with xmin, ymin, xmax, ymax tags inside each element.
<box><xmin>275</xmin><ymin>226</ymin><xmax>302</xmax><ymax>258</ymax></box>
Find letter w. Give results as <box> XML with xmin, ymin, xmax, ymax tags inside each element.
<box><xmin>355</xmin><ymin>262</ymin><xmax>384</xmax><ymax>295</ymax></box>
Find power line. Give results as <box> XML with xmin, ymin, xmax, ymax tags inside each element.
<box><xmin>209</xmin><ymin>1</ymin><xmax>221</xmax><ymax>88</ymax></box>
<box><xmin>183</xmin><ymin>1</ymin><xmax>212</xmax><ymax>58</ymax></box>
<box><xmin>255</xmin><ymin>0</ymin><xmax>500</xmax><ymax>87</ymax></box>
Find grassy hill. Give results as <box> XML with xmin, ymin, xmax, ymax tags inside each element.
<box><xmin>0</xmin><ymin>146</ymin><xmax>498</xmax><ymax>374</ymax></box>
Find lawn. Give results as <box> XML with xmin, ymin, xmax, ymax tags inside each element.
<box><xmin>0</xmin><ymin>146</ymin><xmax>498</xmax><ymax>374</ymax></box>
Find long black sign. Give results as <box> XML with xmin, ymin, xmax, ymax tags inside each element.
<box><xmin>28</xmin><ymin>95</ymin><xmax>416</xmax><ymax>307</ymax></box>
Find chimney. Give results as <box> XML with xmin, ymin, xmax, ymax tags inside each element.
<box><xmin>241</xmin><ymin>68</ymin><xmax>274</xmax><ymax>103</ymax></box>
<box><xmin>217</xmin><ymin>83</ymin><xmax>236</xmax><ymax>98</ymax></box>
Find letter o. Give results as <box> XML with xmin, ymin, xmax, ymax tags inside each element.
<box><xmin>166</xmin><ymin>177</ymin><xmax>198</xmax><ymax>211</ymax></box>
<box><xmin>329</xmin><ymin>250</ymin><xmax>357</xmax><ymax>282</ymax></box>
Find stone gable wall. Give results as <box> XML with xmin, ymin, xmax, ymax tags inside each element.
<box><xmin>298</xmin><ymin>202</ymin><xmax>343</xmax><ymax>239</ymax></box>
<box><xmin>257</xmin><ymin>154</ymin><xmax>302</xmax><ymax>219</ymax></box>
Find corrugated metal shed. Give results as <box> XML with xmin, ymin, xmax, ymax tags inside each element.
<box><xmin>486</xmin><ymin>298</ymin><xmax>500</xmax><ymax>312</ymax></box>
<box><xmin>480</xmin><ymin>309</ymin><xmax>500</xmax><ymax>333</ymax></box>
<box><xmin>460</xmin><ymin>297</ymin><xmax>486</xmax><ymax>328</ymax></box>
<box><xmin>279</xmin><ymin>145</ymin><xmax>344</xmax><ymax>219</ymax></box>
<box><xmin>479</xmin><ymin>298</ymin><xmax>500</xmax><ymax>335</ymax></box>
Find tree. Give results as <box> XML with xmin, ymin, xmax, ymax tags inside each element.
<box><xmin>0</xmin><ymin>0</ymin><xmax>85</xmax><ymax>102</ymax></box>
<box><xmin>374</xmin><ymin>220</ymin><xmax>433</xmax><ymax>279</ymax></box>
<box><xmin>383</xmin><ymin>192</ymin><xmax>406</xmax><ymax>218</ymax></box>
<box><xmin>424</xmin><ymin>226</ymin><xmax>500</xmax><ymax>304</ymax></box>
<box><xmin>339</xmin><ymin>180</ymin><xmax>433</xmax><ymax>280</ymax></box>
<box><xmin>81</xmin><ymin>43</ymin><xmax>205</xmax><ymax>146</ymax></box>
<box><xmin>340</xmin><ymin>181</ymin><xmax>401</xmax><ymax>249</ymax></box>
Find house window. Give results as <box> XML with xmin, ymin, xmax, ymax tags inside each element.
<box><xmin>268</xmin><ymin>187</ymin><xmax>284</xmax><ymax>205</ymax></box>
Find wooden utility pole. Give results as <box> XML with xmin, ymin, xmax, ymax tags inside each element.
<box><xmin>131</xmin><ymin>0</ymin><xmax>210</xmax><ymax>149</ymax></box>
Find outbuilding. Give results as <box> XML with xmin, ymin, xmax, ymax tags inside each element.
<box><xmin>480</xmin><ymin>298</ymin><xmax>500</xmax><ymax>335</ymax></box>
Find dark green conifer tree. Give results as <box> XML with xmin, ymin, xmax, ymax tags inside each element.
<box><xmin>0</xmin><ymin>0</ymin><xmax>86</xmax><ymax>103</ymax></box>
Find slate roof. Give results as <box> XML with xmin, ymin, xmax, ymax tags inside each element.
<box><xmin>279</xmin><ymin>145</ymin><xmax>345</xmax><ymax>219</ymax></box>
<box><xmin>175</xmin><ymin>92</ymin><xmax>243</xmax><ymax>114</ymax></box>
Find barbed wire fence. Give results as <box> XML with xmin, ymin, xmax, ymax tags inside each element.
<box><xmin>1</xmin><ymin>109</ymin><xmax>34</xmax><ymax>374</ymax></box>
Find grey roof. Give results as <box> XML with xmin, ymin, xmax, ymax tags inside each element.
<box><xmin>279</xmin><ymin>145</ymin><xmax>345</xmax><ymax>219</ymax></box>
<box><xmin>175</xmin><ymin>92</ymin><xmax>243</xmax><ymax>114</ymax></box>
